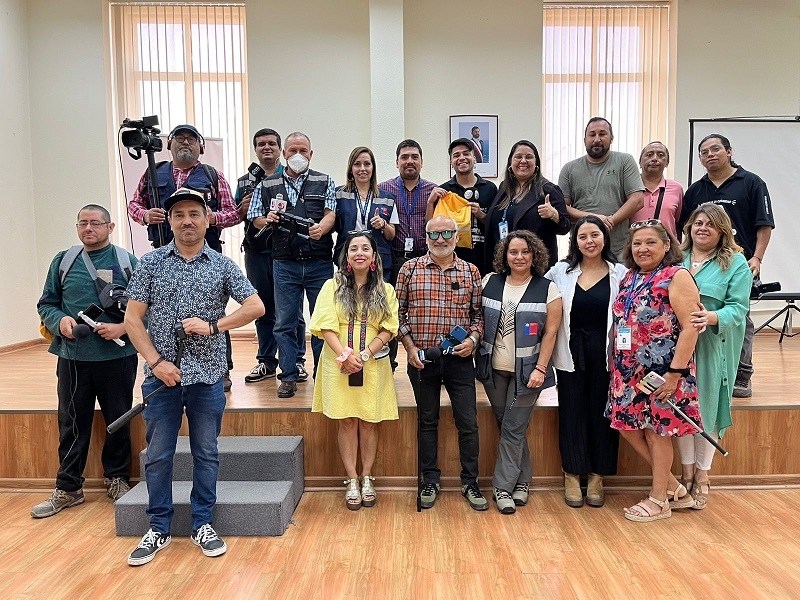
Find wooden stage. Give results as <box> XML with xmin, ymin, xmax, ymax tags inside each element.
<box><xmin>1</xmin><ymin>333</ymin><xmax>799</xmax><ymax>490</ymax></box>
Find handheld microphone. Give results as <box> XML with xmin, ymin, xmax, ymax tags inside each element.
<box><xmin>72</xmin><ymin>324</ymin><xmax>91</xmax><ymax>339</ymax></box>
<box><xmin>247</xmin><ymin>162</ymin><xmax>266</xmax><ymax>180</ymax></box>
<box><xmin>417</xmin><ymin>346</ymin><xmax>442</xmax><ymax>363</ymax></box>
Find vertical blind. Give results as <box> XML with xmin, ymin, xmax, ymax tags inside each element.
<box><xmin>110</xmin><ymin>2</ymin><xmax>248</xmax><ymax>262</ymax></box>
<box><xmin>543</xmin><ymin>4</ymin><xmax>670</xmax><ymax>181</ymax></box>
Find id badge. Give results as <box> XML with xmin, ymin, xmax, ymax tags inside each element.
<box><xmin>404</xmin><ymin>237</ymin><xmax>414</xmax><ymax>252</ymax></box>
<box><xmin>498</xmin><ymin>220</ymin><xmax>509</xmax><ymax>240</ymax></box>
<box><xmin>616</xmin><ymin>326</ymin><xmax>632</xmax><ymax>350</ymax></box>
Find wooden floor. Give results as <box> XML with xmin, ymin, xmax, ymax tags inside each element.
<box><xmin>2</xmin><ymin>489</ymin><xmax>800</xmax><ymax>599</ymax></box>
<box><xmin>1</xmin><ymin>331</ymin><xmax>798</xmax><ymax>412</ymax></box>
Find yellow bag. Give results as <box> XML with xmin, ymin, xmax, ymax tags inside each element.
<box><xmin>40</xmin><ymin>320</ymin><xmax>55</xmax><ymax>341</ymax></box>
<box><xmin>433</xmin><ymin>192</ymin><xmax>472</xmax><ymax>248</ymax></box>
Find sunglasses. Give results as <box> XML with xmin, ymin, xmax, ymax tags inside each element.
<box><xmin>426</xmin><ymin>229</ymin><xmax>456</xmax><ymax>240</ymax></box>
<box><xmin>630</xmin><ymin>219</ymin><xmax>663</xmax><ymax>230</ymax></box>
<box><xmin>347</xmin><ymin>229</ymin><xmax>373</xmax><ymax>238</ymax></box>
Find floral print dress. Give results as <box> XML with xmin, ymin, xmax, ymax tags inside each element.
<box><xmin>606</xmin><ymin>265</ymin><xmax>702</xmax><ymax>436</ymax></box>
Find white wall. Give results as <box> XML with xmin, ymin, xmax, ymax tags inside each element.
<box><xmin>672</xmin><ymin>0</ymin><xmax>800</xmax><ymax>187</ymax></box>
<box><xmin>0</xmin><ymin>0</ymin><xmax>38</xmax><ymax>346</ymax></box>
<box><xmin>3</xmin><ymin>0</ymin><xmax>800</xmax><ymax>345</ymax></box>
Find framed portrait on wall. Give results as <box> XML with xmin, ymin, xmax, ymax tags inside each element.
<box><xmin>449</xmin><ymin>115</ymin><xmax>498</xmax><ymax>178</ymax></box>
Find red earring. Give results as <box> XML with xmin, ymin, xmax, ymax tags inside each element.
<box><xmin>369</xmin><ymin>262</ymin><xmax>376</xmax><ymax>272</ymax></box>
<box><xmin>346</xmin><ymin>264</ymin><xmax>352</xmax><ymax>273</ymax></box>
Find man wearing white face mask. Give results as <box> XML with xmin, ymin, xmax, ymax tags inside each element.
<box><xmin>248</xmin><ymin>132</ymin><xmax>337</xmax><ymax>398</ymax></box>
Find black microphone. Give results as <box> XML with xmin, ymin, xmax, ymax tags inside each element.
<box><xmin>424</xmin><ymin>346</ymin><xmax>442</xmax><ymax>361</ymax></box>
<box><xmin>72</xmin><ymin>324</ymin><xmax>91</xmax><ymax>339</ymax></box>
<box><xmin>247</xmin><ymin>162</ymin><xmax>266</xmax><ymax>180</ymax></box>
<box><xmin>451</xmin><ymin>281</ymin><xmax>459</xmax><ymax>290</ymax></box>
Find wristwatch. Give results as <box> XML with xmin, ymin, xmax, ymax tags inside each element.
<box><xmin>360</xmin><ymin>349</ymin><xmax>371</xmax><ymax>362</ymax></box>
<box><xmin>467</xmin><ymin>334</ymin><xmax>479</xmax><ymax>347</ymax></box>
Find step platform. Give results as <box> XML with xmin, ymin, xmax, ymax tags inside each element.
<box><xmin>115</xmin><ymin>435</ymin><xmax>303</xmax><ymax>537</ymax></box>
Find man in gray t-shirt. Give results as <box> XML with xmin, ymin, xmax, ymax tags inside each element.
<box><xmin>559</xmin><ymin>117</ymin><xmax>645</xmax><ymax>257</ymax></box>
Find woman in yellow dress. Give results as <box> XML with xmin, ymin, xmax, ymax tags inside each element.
<box><xmin>310</xmin><ymin>231</ymin><xmax>399</xmax><ymax>510</ymax></box>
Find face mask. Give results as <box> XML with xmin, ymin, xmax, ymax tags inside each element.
<box><xmin>287</xmin><ymin>153</ymin><xmax>309</xmax><ymax>174</ymax></box>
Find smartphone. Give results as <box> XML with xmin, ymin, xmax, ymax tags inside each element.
<box><xmin>348</xmin><ymin>370</ymin><xmax>364</xmax><ymax>387</ymax></box>
<box><xmin>636</xmin><ymin>371</ymin><xmax>666</xmax><ymax>395</ymax></box>
<box><xmin>83</xmin><ymin>303</ymin><xmax>104</xmax><ymax>321</ymax></box>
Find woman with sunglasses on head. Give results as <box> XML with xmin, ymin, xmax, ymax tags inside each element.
<box><xmin>484</xmin><ymin>140</ymin><xmax>570</xmax><ymax>271</ymax></box>
<box><xmin>477</xmin><ymin>230</ymin><xmax>563</xmax><ymax>514</ymax></box>
<box><xmin>676</xmin><ymin>204</ymin><xmax>751</xmax><ymax>509</ymax></box>
<box><xmin>607</xmin><ymin>219</ymin><xmax>702</xmax><ymax>522</ymax></box>
<box><xmin>309</xmin><ymin>231</ymin><xmax>399</xmax><ymax>510</ymax></box>
<box><xmin>334</xmin><ymin>146</ymin><xmax>399</xmax><ymax>281</ymax></box>
<box><xmin>545</xmin><ymin>216</ymin><xmax>627</xmax><ymax>508</ymax></box>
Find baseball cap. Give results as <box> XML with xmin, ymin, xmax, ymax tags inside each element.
<box><xmin>162</xmin><ymin>187</ymin><xmax>209</xmax><ymax>214</ymax></box>
<box><xmin>168</xmin><ymin>124</ymin><xmax>204</xmax><ymax>143</ymax></box>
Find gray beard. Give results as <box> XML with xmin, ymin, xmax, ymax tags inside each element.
<box><xmin>176</xmin><ymin>149</ymin><xmax>194</xmax><ymax>162</ymax></box>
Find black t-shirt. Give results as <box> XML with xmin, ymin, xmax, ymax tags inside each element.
<box><xmin>440</xmin><ymin>175</ymin><xmax>498</xmax><ymax>276</ymax></box>
<box><xmin>680</xmin><ymin>167</ymin><xmax>775</xmax><ymax>259</ymax></box>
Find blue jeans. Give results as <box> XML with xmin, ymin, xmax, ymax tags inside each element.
<box><xmin>142</xmin><ymin>377</ymin><xmax>226</xmax><ymax>533</ymax></box>
<box><xmin>273</xmin><ymin>258</ymin><xmax>332</xmax><ymax>381</ymax></box>
<box><xmin>244</xmin><ymin>250</ymin><xmax>306</xmax><ymax>370</ymax></box>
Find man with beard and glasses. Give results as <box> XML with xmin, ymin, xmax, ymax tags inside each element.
<box><xmin>558</xmin><ymin>117</ymin><xmax>645</xmax><ymax>258</ymax></box>
<box><xmin>128</xmin><ymin>124</ymin><xmax>240</xmax><ymax>391</ymax></box>
<box><xmin>395</xmin><ymin>215</ymin><xmax>486</xmax><ymax>512</ymax></box>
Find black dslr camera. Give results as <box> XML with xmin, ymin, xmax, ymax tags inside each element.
<box><xmin>121</xmin><ymin>115</ymin><xmax>163</xmax><ymax>158</ymax></box>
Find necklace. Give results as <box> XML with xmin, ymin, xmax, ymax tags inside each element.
<box><xmin>691</xmin><ymin>250</ymin><xmax>714</xmax><ymax>269</ymax></box>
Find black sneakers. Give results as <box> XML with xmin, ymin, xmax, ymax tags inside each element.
<box><xmin>296</xmin><ymin>363</ymin><xmax>309</xmax><ymax>382</ymax></box>
<box><xmin>128</xmin><ymin>529</ymin><xmax>171</xmax><ymax>566</ymax></box>
<box><xmin>245</xmin><ymin>362</ymin><xmax>277</xmax><ymax>383</ymax></box>
<box><xmin>191</xmin><ymin>523</ymin><xmax>227</xmax><ymax>557</ymax></box>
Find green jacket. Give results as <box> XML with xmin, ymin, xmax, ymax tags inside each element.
<box><xmin>38</xmin><ymin>244</ymin><xmax>139</xmax><ymax>361</ymax></box>
<box><xmin>684</xmin><ymin>252</ymin><xmax>752</xmax><ymax>437</ymax></box>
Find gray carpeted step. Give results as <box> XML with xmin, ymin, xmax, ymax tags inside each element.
<box><xmin>115</xmin><ymin>480</ymin><xmax>296</xmax><ymax>537</ymax></box>
<box><xmin>139</xmin><ymin>435</ymin><xmax>303</xmax><ymax>490</ymax></box>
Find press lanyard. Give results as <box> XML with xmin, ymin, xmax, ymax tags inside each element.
<box><xmin>397</xmin><ymin>177</ymin><xmax>421</xmax><ymax>226</ymax></box>
<box><xmin>348</xmin><ymin>303</ymin><xmax>369</xmax><ymax>352</ymax></box>
<box><xmin>623</xmin><ymin>267</ymin><xmax>661</xmax><ymax>321</ymax></box>
<box><xmin>354</xmin><ymin>189</ymin><xmax>373</xmax><ymax>230</ymax></box>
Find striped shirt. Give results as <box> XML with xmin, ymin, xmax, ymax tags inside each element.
<box><xmin>378</xmin><ymin>177</ymin><xmax>436</xmax><ymax>253</ymax></box>
<box><xmin>395</xmin><ymin>253</ymin><xmax>483</xmax><ymax>351</ymax></box>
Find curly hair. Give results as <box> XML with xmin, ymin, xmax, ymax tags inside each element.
<box><xmin>622</xmin><ymin>222</ymin><xmax>684</xmax><ymax>269</ymax></box>
<box><xmin>680</xmin><ymin>203</ymin><xmax>742</xmax><ymax>271</ymax></box>
<box><xmin>492</xmin><ymin>229</ymin><xmax>549</xmax><ymax>277</ymax></box>
<box><xmin>334</xmin><ymin>232</ymin><xmax>391</xmax><ymax>323</ymax></box>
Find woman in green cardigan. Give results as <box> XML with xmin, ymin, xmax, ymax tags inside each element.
<box><xmin>678</xmin><ymin>203</ymin><xmax>752</xmax><ymax>509</ymax></box>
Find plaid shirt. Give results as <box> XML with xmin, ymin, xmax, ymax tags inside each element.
<box><xmin>128</xmin><ymin>162</ymin><xmax>239</xmax><ymax>228</ymax></box>
<box><xmin>379</xmin><ymin>177</ymin><xmax>436</xmax><ymax>253</ymax></box>
<box><xmin>396</xmin><ymin>253</ymin><xmax>483</xmax><ymax>351</ymax></box>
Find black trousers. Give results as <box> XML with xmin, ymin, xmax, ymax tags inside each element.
<box><xmin>407</xmin><ymin>355</ymin><xmax>479</xmax><ymax>485</ymax></box>
<box><xmin>55</xmin><ymin>355</ymin><xmax>137</xmax><ymax>492</ymax></box>
<box><xmin>555</xmin><ymin>328</ymin><xmax>619</xmax><ymax>476</ymax></box>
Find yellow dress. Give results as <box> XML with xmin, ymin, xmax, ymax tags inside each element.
<box><xmin>310</xmin><ymin>279</ymin><xmax>399</xmax><ymax>422</ymax></box>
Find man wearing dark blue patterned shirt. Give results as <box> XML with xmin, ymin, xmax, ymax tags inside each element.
<box><xmin>124</xmin><ymin>188</ymin><xmax>264</xmax><ymax>567</ymax></box>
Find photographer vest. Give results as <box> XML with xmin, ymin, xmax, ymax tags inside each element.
<box><xmin>333</xmin><ymin>188</ymin><xmax>396</xmax><ymax>272</ymax></box>
<box><xmin>150</xmin><ymin>161</ymin><xmax>221</xmax><ymax>251</ymax></box>
<box><xmin>478</xmin><ymin>273</ymin><xmax>551</xmax><ymax>396</ymax></box>
<box><xmin>261</xmin><ymin>169</ymin><xmax>334</xmax><ymax>261</ymax></box>
<box><xmin>237</xmin><ymin>164</ymin><xmax>283</xmax><ymax>253</ymax></box>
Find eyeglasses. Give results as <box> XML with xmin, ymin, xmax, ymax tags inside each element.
<box><xmin>76</xmin><ymin>220</ymin><xmax>109</xmax><ymax>229</ymax></box>
<box><xmin>172</xmin><ymin>135</ymin><xmax>198</xmax><ymax>144</ymax></box>
<box><xmin>426</xmin><ymin>230</ymin><xmax>456</xmax><ymax>240</ymax></box>
<box><xmin>699</xmin><ymin>144</ymin><xmax>725</xmax><ymax>157</ymax></box>
<box><xmin>629</xmin><ymin>219</ymin><xmax>662</xmax><ymax>230</ymax></box>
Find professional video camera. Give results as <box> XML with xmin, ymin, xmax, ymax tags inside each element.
<box><xmin>751</xmin><ymin>280</ymin><xmax>781</xmax><ymax>300</ymax></box>
<box><xmin>120</xmin><ymin>115</ymin><xmax>163</xmax><ymax>159</ymax></box>
<box><xmin>276</xmin><ymin>211</ymin><xmax>314</xmax><ymax>239</ymax></box>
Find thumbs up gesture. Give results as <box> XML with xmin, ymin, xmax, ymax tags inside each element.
<box><xmin>370</xmin><ymin>207</ymin><xmax>386</xmax><ymax>231</ymax></box>
<box><xmin>537</xmin><ymin>194</ymin><xmax>557</xmax><ymax>221</ymax></box>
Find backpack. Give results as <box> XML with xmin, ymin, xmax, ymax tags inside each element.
<box><xmin>39</xmin><ymin>245</ymin><xmax>133</xmax><ymax>340</ymax></box>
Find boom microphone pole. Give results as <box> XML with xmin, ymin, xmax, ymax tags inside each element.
<box><xmin>107</xmin><ymin>325</ymin><xmax>186</xmax><ymax>434</ymax></box>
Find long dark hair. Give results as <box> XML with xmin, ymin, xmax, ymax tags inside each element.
<box><xmin>497</xmin><ymin>140</ymin><xmax>549</xmax><ymax>206</ymax></box>
<box><xmin>564</xmin><ymin>215</ymin><xmax>617</xmax><ymax>272</ymax></box>
<box><xmin>334</xmin><ymin>232</ymin><xmax>391</xmax><ymax>323</ymax></box>
<box><xmin>699</xmin><ymin>133</ymin><xmax>739</xmax><ymax>168</ymax></box>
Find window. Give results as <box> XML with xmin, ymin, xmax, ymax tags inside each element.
<box><xmin>543</xmin><ymin>3</ymin><xmax>670</xmax><ymax>180</ymax></box>
<box><xmin>109</xmin><ymin>2</ymin><xmax>249</xmax><ymax>261</ymax></box>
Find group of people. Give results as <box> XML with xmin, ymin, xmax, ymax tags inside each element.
<box><xmin>30</xmin><ymin>116</ymin><xmax>773</xmax><ymax>566</ymax></box>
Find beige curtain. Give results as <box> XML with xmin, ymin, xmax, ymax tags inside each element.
<box><xmin>543</xmin><ymin>3</ymin><xmax>670</xmax><ymax>180</ymax></box>
<box><xmin>110</xmin><ymin>2</ymin><xmax>248</xmax><ymax>261</ymax></box>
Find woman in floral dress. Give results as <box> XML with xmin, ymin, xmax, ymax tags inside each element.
<box><xmin>607</xmin><ymin>220</ymin><xmax>702</xmax><ymax>522</ymax></box>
